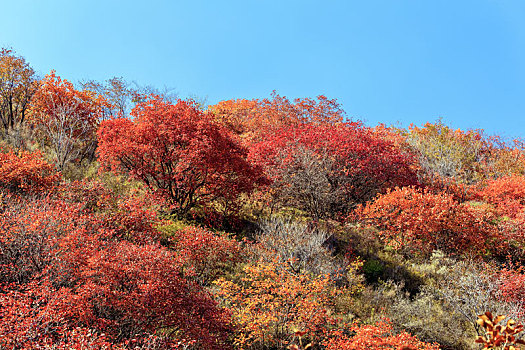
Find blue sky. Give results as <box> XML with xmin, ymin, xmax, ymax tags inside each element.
<box><xmin>1</xmin><ymin>0</ymin><xmax>524</xmax><ymax>137</ymax></box>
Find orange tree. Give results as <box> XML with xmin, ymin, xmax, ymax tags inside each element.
<box><xmin>29</xmin><ymin>71</ymin><xmax>105</xmax><ymax>170</ymax></box>
<box><xmin>98</xmin><ymin>96</ymin><xmax>263</xmax><ymax>218</ymax></box>
<box><xmin>214</xmin><ymin>258</ymin><xmax>341</xmax><ymax>349</ymax></box>
<box><xmin>0</xmin><ymin>48</ymin><xmax>38</xmax><ymax>132</ymax></box>
<box><xmin>208</xmin><ymin>92</ymin><xmax>344</xmax><ymax>145</ymax></box>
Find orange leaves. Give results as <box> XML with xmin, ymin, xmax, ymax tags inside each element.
<box><xmin>475</xmin><ymin>312</ymin><xmax>525</xmax><ymax>349</ymax></box>
<box><xmin>477</xmin><ymin>175</ymin><xmax>525</xmax><ymax>219</ymax></box>
<box><xmin>356</xmin><ymin>187</ymin><xmax>498</xmax><ymax>256</ymax></box>
<box><xmin>0</xmin><ymin>48</ymin><xmax>38</xmax><ymax>131</ymax></box>
<box><xmin>0</xmin><ymin>149</ymin><xmax>59</xmax><ymax>194</ymax></box>
<box><xmin>323</xmin><ymin>320</ymin><xmax>440</xmax><ymax>350</ymax></box>
<box><xmin>215</xmin><ymin>259</ymin><xmax>338</xmax><ymax>349</ymax></box>
<box><xmin>208</xmin><ymin>92</ymin><xmax>344</xmax><ymax>145</ymax></box>
<box><xmin>30</xmin><ymin>71</ymin><xmax>101</xmax><ymax>132</ymax></box>
<box><xmin>29</xmin><ymin>71</ymin><xmax>105</xmax><ymax>170</ymax></box>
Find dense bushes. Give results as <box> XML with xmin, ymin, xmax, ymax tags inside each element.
<box><xmin>4</xmin><ymin>48</ymin><xmax>525</xmax><ymax>349</ymax></box>
<box><xmin>249</xmin><ymin>123</ymin><xmax>419</xmax><ymax>220</ymax></box>
<box><xmin>356</xmin><ymin>186</ymin><xmax>499</xmax><ymax>257</ymax></box>
<box><xmin>0</xmin><ymin>150</ymin><xmax>59</xmax><ymax>194</ymax></box>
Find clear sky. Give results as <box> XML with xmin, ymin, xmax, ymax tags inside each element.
<box><xmin>1</xmin><ymin>0</ymin><xmax>524</xmax><ymax>137</ymax></box>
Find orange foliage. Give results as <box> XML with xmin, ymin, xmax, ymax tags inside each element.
<box><xmin>356</xmin><ymin>187</ymin><xmax>498</xmax><ymax>256</ymax></box>
<box><xmin>324</xmin><ymin>320</ymin><xmax>440</xmax><ymax>350</ymax></box>
<box><xmin>477</xmin><ymin>175</ymin><xmax>525</xmax><ymax>219</ymax></box>
<box><xmin>209</xmin><ymin>92</ymin><xmax>344</xmax><ymax>144</ymax></box>
<box><xmin>0</xmin><ymin>48</ymin><xmax>38</xmax><ymax>131</ymax></box>
<box><xmin>29</xmin><ymin>71</ymin><xmax>106</xmax><ymax>169</ymax></box>
<box><xmin>0</xmin><ymin>150</ymin><xmax>59</xmax><ymax>194</ymax></box>
<box><xmin>214</xmin><ymin>259</ymin><xmax>339</xmax><ymax>349</ymax></box>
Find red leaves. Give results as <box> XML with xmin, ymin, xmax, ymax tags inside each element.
<box><xmin>249</xmin><ymin>122</ymin><xmax>419</xmax><ymax>219</ymax></box>
<box><xmin>323</xmin><ymin>320</ymin><xmax>440</xmax><ymax>350</ymax></box>
<box><xmin>477</xmin><ymin>175</ymin><xmax>525</xmax><ymax>219</ymax></box>
<box><xmin>356</xmin><ymin>187</ymin><xmax>498</xmax><ymax>256</ymax></box>
<box><xmin>169</xmin><ymin>226</ymin><xmax>242</xmax><ymax>284</ymax></box>
<box><xmin>0</xmin><ymin>182</ymin><xmax>233</xmax><ymax>349</ymax></box>
<box><xmin>0</xmin><ymin>149</ymin><xmax>59</xmax><ymax>194</ymax></box>
<box><xmin>45</xmin><ymin>240</ymin><xmax>231</xmax><ymax>348</ymax></box>
<box><xmin>98</xmin><ymin>97</ymin><xmax>262</xmax><ymax>217</ymax></box>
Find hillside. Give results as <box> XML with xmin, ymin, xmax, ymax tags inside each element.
<box><xmin>1</xmin><ymin>48</ymin><xmax>525</xmax><ymax>350</ymax></box>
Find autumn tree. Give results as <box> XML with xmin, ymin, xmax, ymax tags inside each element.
<box><xmin>356</xmin><ymin>186</ymin><xmax>499</xmax><ymax>256</ymax></box>
<box><xmin>0</xmin><ymin>48</ymin><xmax>39</xmax><ymax>133</ymax></box>
<box><xmin>406</xmin><ymin>119</ymin><xmax>491</xmax><ymax>186</ymax></box>
<box><xmin>323</xmin><ymin>320</ymin><xmax>440</xmax><ymax>350</ymax></box>
<box><xmin>98</xmin><ymin>96</ymin><xmax>263</xmax><ymax>217</ymax></box>
<box><xmin>209</xmin><ymin>92</ymin><xmax>345</xmax><ymax>144</ymax></box>
<box><xmin>214</xmin><ymin>259</ymin><xmax>339</xmax><ymax>349</ymax></box>
<box><xmin>29</xmin><ymin>71</ymin><xmax>104</xmax><ymax>170</ymax></box>
<box><xmin>0</xmin><ymin>150</ymin><xmax>60</xmax><ymax>195</ymax></box>
<box><xmin>249</xmin><ymin>122</ymin><xmax>419</xmax><ymax>220</ymax></box>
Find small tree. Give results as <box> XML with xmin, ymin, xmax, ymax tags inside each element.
<box><xmin>356</xmin><ymin>187</ymin><xmax>498</xmax><ymax>256</ymax></box>
<box><xmin>29</xmin><ymin>71</ymin><xmax>103</xmax><ymax>170</ymax></box>
<box><xmin>98</xmin><ymin>96</ymin><xmax>262</xmax><ymax>217</ymax></box>
<box><xmin>0</xmin><ymin>48</ymin><xmax>38</xmax><ymax>133</ymax></box>
<box><xmin>214</xmin><ymin>259</ymin><xmax>338</xmax><ymax>349</ymax></box>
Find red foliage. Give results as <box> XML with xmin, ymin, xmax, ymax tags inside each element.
<box><xmin>474</xmin><ymin>175</ymin><xmax>525</xmax><ymax>255</ymax></box>
<box><xmin>250</xmin><ymin>122</ymin><xmax>418</xmax><ymax>218</ymax></box>
<box><xmin>98</xmin><ymin>97</ymin><xmax>263</xmax><ymax>217</ymax></box>
<box><xmin>0</xmin><ymin>150</ymin><xmax>59</xmax><ymax>194</ymax></box>
<box><xmin>476</xmin><ymin>175</ymin><xmax>525</xmax><ymax>219</ymax></box>
<box><xmin>0</xmin><ymin>285</ymin><xmax>119</xmax><ymax>349</ymax></box>
<box><xmin>56</xmin><ymin>180</ymin><xmax>160</xmax><ymax>244</ymax></box>
<box><xmin>0</xmin><ymin>191</ymin><xmax>232</xmax><ymax>349</ymax></box>
<box><xmin>169</xmin><ymin>226</ymin><xmax>242</xmax><ymax>285</ymax></box>
<box><xmin>324</xmin><ymin>320</ymin><xmax>440</xmax><ymax>350</ymax></box>
<box><xmin>496</xmin><ymin>267</ymin><xmax>525</xmax><ymax>318</ymax></box>
<box><xmin>356</xmin><ymin>187</ymin><xmax>498</xmax><ymax>256</ymax></box>
<box><xmin>44</xmin><ymin>240</ymin><xmax>231</xmax><ymax>349</ymax></box>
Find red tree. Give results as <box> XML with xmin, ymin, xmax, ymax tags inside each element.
<box><xmin>356</xmin><ymin>187</ymin><xmax>499</xmax><ymax>256</ymax></box>
<box><xmin>98</xmin><ymin>97</ymin><xmax>263</xmax><ymax>217</ymax></box>
<box><xmin>249</xmin><ymin>122</ymin><xmax>419</xmax><ymax>219</ymax></box>
<box><xmin>324</xmin><ymin>320</ymin><xmax>440</xmax><ymax>350</ymax></box>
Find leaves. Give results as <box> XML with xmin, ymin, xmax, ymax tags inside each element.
<box><xmin>98</xmin><ymin>96</ymin><xmax>263</xmax><ymax>218</ymax></box>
